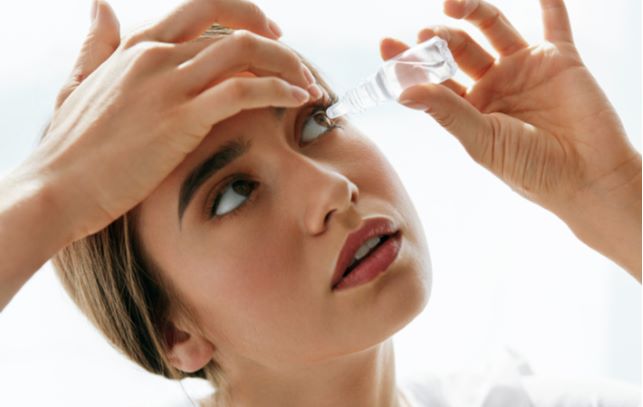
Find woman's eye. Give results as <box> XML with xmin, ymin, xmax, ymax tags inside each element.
<box><xmin>300</xmin><ymin>110</ymin><xmax>336</xmax><ymax>145</ymax></box>
<box><xmin>210</xmin><ymin>178</ymin><xmax>258</xmax><ymax>218</ymax></box>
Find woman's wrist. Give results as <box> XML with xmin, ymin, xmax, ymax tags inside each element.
<box><xmin>0</xmin><ymin>166</ymin><xmax>78</xmax><ymax>308</ymax></box>
<box><xmin>558</xmin><ymin>152</ymin><xmax>642</xmax><ymax>281</ymax></box>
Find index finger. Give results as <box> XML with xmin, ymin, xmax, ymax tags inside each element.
<box><xmin>137</xmin><ymin>0</ymin><xmax>281</xmax><ymax>43</ymax></box>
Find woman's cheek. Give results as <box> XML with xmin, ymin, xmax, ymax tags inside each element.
<box><xmin>351</xmin><ymin>136</ymin><xmax>404</xmax><ymax>197</ymax></box>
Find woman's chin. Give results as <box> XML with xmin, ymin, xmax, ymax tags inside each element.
<box><xmin>338</xmin><ymin>261</ymin><xmax>432</xmax><ymax>359</ymax></box>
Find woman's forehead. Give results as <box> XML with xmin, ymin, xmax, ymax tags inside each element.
<box><xmin>180</xmin><ymin>83</ymin><xmax>333</xmax><ymax>172</ymax></box>
<box><xmin>135</xmin><ymin>106</ymin><xmax>287</xmax><ymax>224</ymax></box>
<box><xmin>135</xmin><ymin>79</ymin><xmax>335</xmax><ymax>229</ymax></box>
<box><xmin>186</xmin><ymin>105</ymin><xmax>286</xmax><ymax>162</ymax></box>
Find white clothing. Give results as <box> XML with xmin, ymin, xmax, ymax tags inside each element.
<box><xmin>398</xmin><ymin>347</ymin><xmax>640</xmax><ymax>407</ymax></box>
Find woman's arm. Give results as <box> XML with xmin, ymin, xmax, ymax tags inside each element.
<box><xmin>381</xmin><ymin>0</ymin><xmax>641</xmax><ymax>282</ymax></box>
<box><xmin>1</xmin><ymin>0</ymin><xmax>317</xmax><ymax>311</ymax></box>
<box><xmin>559</xmin><ymin>154</ymin><xmax>641</xmax><ymax>281</ymax></box>
<box><xmin>0</xmin><ymin>170</ymin><xmax>73</xmax><ymax>311</ymax></box>
<box><xmin>0</xmin><ymin>1</ymin><xmax>119</xmax><ymax>312</ymax></box>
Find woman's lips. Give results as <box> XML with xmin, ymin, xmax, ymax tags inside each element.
<box><xmin>333</xmin><ymin>231</ymin><xmax>402</xmax><ymax>291</ymax></box>
<box><xmin>330</xmin><ymin>217</ymin><xmax>399</xmax><ymax>290</ymax></box>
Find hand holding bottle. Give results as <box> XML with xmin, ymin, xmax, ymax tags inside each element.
<box><xmin>381</xmin><ymin>0</ymin><xmax>641</xmax><ymax>279</ymax></box>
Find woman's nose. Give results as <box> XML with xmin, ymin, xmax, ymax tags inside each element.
<box><xmin>290</xmin><ymin>158</ymin><xmax>359</xmax><ymax>236</ymax></box>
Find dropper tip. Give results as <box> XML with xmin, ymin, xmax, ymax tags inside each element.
<box><xmin>326</xmin><ymin>101</ymin><xmax>348</xmax><ymax>119</ymax></box>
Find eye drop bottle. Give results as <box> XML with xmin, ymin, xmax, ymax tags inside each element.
<box><xmin>326</xmin><ymin>36</ymin><xmax>457</xmax><ymax>119</ymax></box>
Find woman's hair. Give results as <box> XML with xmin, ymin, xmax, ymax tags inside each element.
<box><xmin>49</xmin><ymin>24</ymin><xmax>333</xmax><ymax>391</ymax></box>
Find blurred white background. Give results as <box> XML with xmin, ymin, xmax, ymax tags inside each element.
<box><xmin>0</xmin><ymin>0</ymin><xmax>640</xmax><ymax>405</ymax></box>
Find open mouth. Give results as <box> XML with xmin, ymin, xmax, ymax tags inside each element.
<box><xmin>331</xmin><ymin>217</ymin><xmax>401</xmax><ymax>290</ymax></box>
<box><xmin>341</xmin><ymin>233</ymin><xmax>396</xmax><ymax>279</ymax></box>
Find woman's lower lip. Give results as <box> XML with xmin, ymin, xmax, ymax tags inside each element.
<box><xmin>333</xmin><ymin>232</ymin><xmax>402</xmax><ymax>291</ymax></box>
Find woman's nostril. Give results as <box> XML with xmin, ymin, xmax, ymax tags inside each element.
<box><xmin>350</xmin><ymin>186</ymin><xmax>359</xmax><ymax>203</ymax></box>
<box><xmin>324</xmin><ymin>209</ymin><xmax>336</xmax><ymax>225</ymax></box>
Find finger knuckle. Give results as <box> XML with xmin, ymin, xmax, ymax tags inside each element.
<box><xmin>474</xmin><ymin>61</ymin><xmax>494</xmax><ymax>79</ymax></box>
<box><xmin>268</xmin><ymin>77</ymin><xmax>289</xmax><ymax>95</ymax></box>
<box><xmin>284</xmin><ymin>49</ymin><xmax>303</xmax><ymax>71</ymax></box>
<box><xmin>478</xmin><ymin>9</ymin><xmax>503</xmax><ymax>31</ymax></box>
<box><xmin>450</xmin><ymin>30</ymin><xmax>471</xmax><ymax>58</ymax></box>
<box><xmin>231</xmin><ymin>29</ymin><xmax>256</xmax><ymax>50</ymax></box>
<box><xmin>131</xmin><ymin>42</ymin><xmax>172</xmax><ymax>65</ymax></box>
<box><xmin>142</xmin><ymin>43</ymin><xmax>171</xmax><ymax>59</ymax></box>
<box><xmin>227</xmin><ymin>79</ymin><xmax>252</xmax><ymax>99</ymax></box>
<box><xmin>123</xmin><ymin>32</ymin><xmax>144</xmax><ymax>49</ymax></box>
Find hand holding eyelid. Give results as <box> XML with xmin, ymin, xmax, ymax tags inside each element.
<box><xmin>22</xmin><ymin>0</ymin><xmax>312</xmax><ymax>245</ymax></box>
<box><xmin>177</xmin><ymin>30</ymin><xmax>319</xmax><ymax>96</ymax></box>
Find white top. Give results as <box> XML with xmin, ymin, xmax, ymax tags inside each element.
<box><xmin>398</xmin><ymin>347</ymin><xmax>641</xmax><ymax>407</ymax></box>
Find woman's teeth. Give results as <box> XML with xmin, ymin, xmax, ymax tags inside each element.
<box><xmin>348</xmin><ymin>236</ymin><xmax>383</xmax><ymax>269</ymax></box>
<box><xmin>340</xmin><ymin>231</ymin><xmax>397</xmax><ymax>280</ymax></box>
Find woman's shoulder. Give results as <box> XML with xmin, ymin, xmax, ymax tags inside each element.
<box><xmin>399</xmin><ymin>347</ymin><xmax>641</xmax><ymax>407</ymax></box>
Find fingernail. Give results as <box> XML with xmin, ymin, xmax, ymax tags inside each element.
<box><xmin>268</xmin><ymin>19</ymin><xmax>283</xmax><ymax>38</ymax></box>
<box><xmin>308</xmin><ymin>84</ymin><xmax>324</xmax><ymax>100</ymax></box>
<box><xmin>301</xmin><ymin>65</ymin><xmax>315</xmax><ymax>85</ymax></box>
<box><xmin>291</xmin><ymin>86</ymin><xmax>310</xmax><ymax>103</ymax></box>
<box><xmin>90</xmin><ymin>0</ymin><xmax>99</xmax><ymax>21</ymax></box>
<box><xmin>399</xmin><ymin>99</ymin><xmax>428</xmax><ymax>111</ymax></box>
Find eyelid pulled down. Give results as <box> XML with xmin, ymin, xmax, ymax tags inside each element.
<box><xmin>297</xmin><ymin>98</ymin><xmax>342</xmax><ymax>147</ymax></box>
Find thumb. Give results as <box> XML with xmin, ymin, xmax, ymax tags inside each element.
<box><xmin>399</xmin><ymin>83</ymin><xmax>492</xmax><ymax>162</ymax></box>
<box><xmin>55</xmin><ymin>0</ymin><xmax>121</xmax><ymax>109</ymax></box>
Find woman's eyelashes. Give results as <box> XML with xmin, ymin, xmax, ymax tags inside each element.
<box><xmin>299</xmin><ymin>108</ymin><xmax>339</xmax><ymax>146</ymax></box>
<box><xmin>208</xmin><ymin>177</ymin><xmax>258</xmax><ymax>219</ymax></box>
<box><xmin>207</xmin><ymin>108</ymin><xmax>340</xmax><ymax>221</ymax></box>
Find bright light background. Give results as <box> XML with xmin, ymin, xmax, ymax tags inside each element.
<box><xmin>0</xmin><ymin>0</ymin><xmax>640</xmax><ymax>405</ymax></box>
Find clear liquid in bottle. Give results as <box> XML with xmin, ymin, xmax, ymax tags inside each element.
<box><xmin>327</xmin><ymin>36</ymin><xmax>457</xmax><ymax>119</ymax></box>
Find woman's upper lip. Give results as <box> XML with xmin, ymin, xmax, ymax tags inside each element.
<box><xmin>331</xmin><ymin>217</ymin><xmax>398</xmax><ymax>289</ymax></box>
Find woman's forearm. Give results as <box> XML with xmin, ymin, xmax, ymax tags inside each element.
<box><xmin>561</xmin><ymin>154</ymin><xmax>642</xmax><ymax>283</ymax></box>
<box><xmin>0</xmin><ymin>169</ymin><xmax>75</xmax><ymax>311</ymax></box>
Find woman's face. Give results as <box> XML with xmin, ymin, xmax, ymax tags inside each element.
<box><xmin>135</xmin><ymin>86</ymin><xmax>432</xmax><ymax>372</ymax></box>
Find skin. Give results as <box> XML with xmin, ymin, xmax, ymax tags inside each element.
<box><xmin>0</xmin><ymin>0</ymin><xmax>639</xmax><ymax>405</ymax></box>
<box><xmin>385</xmin><ymin>0</ymin><xmax>641</xmax><ymax>279</ymax></box>
<box><xmin>134</xmin><ymin>92</ymin><xmax>432</xmax><ymax>407</ymax></box>
<box><xmin>0</xmin><ymin>0</ymin><xmax>318</xmax><ymax>310</ymax></box>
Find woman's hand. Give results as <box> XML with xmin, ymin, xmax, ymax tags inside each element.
<box><xmin>19</xmin><ymin>0</ymin><xmax>318</xmax><ymax>243</ymax></box>
<box><xmin>381</xmin><ymin>0</ymin><xmax>641</xmax><ymax>279</ymax></box>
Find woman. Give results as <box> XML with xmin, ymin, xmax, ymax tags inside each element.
<box><xmin>0</xmin><ymin>0</ymin><xmax>639</xmax><ymax>405</ymax></box>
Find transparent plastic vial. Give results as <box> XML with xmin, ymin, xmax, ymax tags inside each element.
<box><xmin>326</xmin><ymin>36</ymin><xmax>457</xmax><ymax>119</ymax></box>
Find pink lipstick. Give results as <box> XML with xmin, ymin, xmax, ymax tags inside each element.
<box><xmin>331</xmin><ymin>217</ymin><xmax>402</xmax><ymax>291</ymax></box>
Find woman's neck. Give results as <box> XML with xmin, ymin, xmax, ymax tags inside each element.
<box><xmin>211</xmin><ymin>338</ymin><xmax>405</xmax><ymax>407</ymax></box>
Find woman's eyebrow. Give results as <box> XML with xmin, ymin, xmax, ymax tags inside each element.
<box><xmin>177</xmin><ymin>137</ymin><xmax>251</xmax><ymax>227</ymax></box>
<box><xmin>176</xmin><ymin>100</ymin><xmax>318</xmax><ymax>227</ymax></box>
